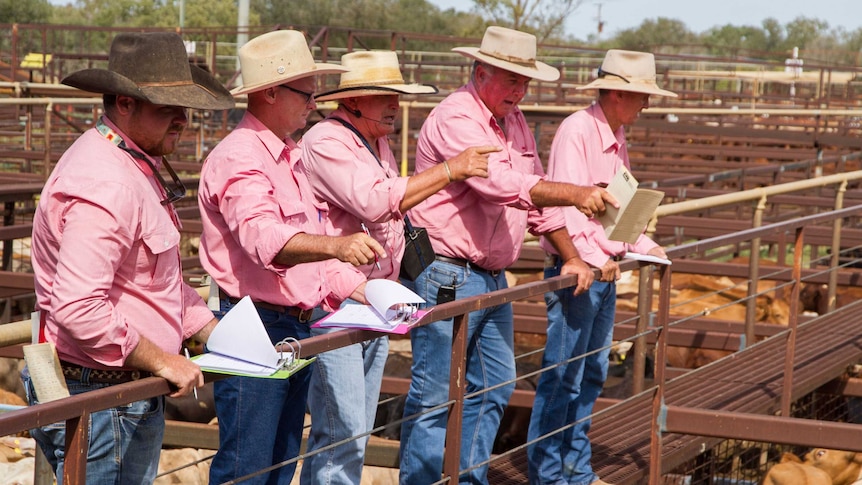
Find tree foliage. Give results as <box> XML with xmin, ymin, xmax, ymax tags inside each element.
<box><xmin>1</xmin><ymin>0</ymin><xmax>51</xmax><ymax>24</ymax></box>
<box><xmin>9</xmin><ymin>0</ymin><xmax>862</xmax><ymax>67</ymax></box>
<box><xmin>470</xmin><ymin>0</ymin><xmax>585</xmax><ymax>42</ymax></box>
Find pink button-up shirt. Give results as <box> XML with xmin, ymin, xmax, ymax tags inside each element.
<box><xmin>540</xmin><ymin>103</ymin><xmax>658</xmax><ymax>267</ymax></box>
<box><xmin>31</xmin><ymin>117</ymin><xmax>213</xmax><ymax>370</ymax></box>
<box><xmin>198</xmin><ymin>112</ymin><xmax>364</xmax><ymax>311</ymax></box>
<box><xmin>300</xmin><ymin>113</ymin><xmax>409</xmax><ymax>281</ymax></box>
<box><xmin>409</xmin><ymin>83</ymin><xmax>566</xmax><ymax>271</ymax></box>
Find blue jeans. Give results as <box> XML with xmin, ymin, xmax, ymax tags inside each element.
<box><xmin>209</xmin><ymin>299</ymin><xmax>315</xmax><ymax>485</ymax></box>
<box><xmin>301</xmin><ymin>299</ymin><xmax>389</xmax><ymax>485</ymax></box>
<box><xmin>22</xmin><ymin>367</ymin><xmax>165</xmax><ymax>485</ymax></box>
<box><xmin>527</xmin><ymin>262</ymin><xmax>616</xmax><ymax>485</ymax></box>
<box><xmin>399</xmin><ymin>259</ymin><xmax>515</xmax><ymax>485</ymax></box>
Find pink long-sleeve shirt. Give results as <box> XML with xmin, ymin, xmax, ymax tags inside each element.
<box><xmin>198</xmin><ymin>112</ymin><xmax>364</xmax><ymax>311</ymax></box>
<box><xmin>408</xmin><ymin>83</ymin><xmax>567</xmax><ymax>271</ymax></box>
<box><xmin>30</xmin><ymin>117</ymin><xmax>213</xmax><ymax>370</ymax></box>
<box><xmin>539</xmin><ymin>103</ymin><xmax>659</xmax><ymax>267</ymax></box>
<box><xmin>299</xmin><ymin>112</ymin><xmax>409</xmax><ymax>281</ymax></box>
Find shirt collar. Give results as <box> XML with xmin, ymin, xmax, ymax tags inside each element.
<box><xmin>240</xmin><ymin>112</ymin><xmax>296</xmax><ymax>166</ymax></box>
<box><xmin>590</xmin><ymin>103</ymin><xmax>626</xmax><ymax>154</ymax></box>
<box><xmin>463</xmin><ymin>81</ymin><xmax>521</xmax><ymax>132</ymax></box>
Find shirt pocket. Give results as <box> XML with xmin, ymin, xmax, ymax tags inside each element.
<box><xmin>277</xmin><ymin>198</ymin><xmax>311</xmax><ymax>226</ymax></box>
<box><xmin>133</xmin><ymin>222</ymin><xmax>181</xmax><ymax>290</ymax></box>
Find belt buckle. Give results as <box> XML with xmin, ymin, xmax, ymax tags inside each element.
<box><xmin>296</xmin><ymin>308</ymin><xmax>313</xmax><ymax>323</ymax></box>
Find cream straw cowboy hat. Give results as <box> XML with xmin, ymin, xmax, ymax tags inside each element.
<box><xmin>315</xmin><ymin>50</ymin><xmax>437</xmax><ymax>102</ymax></box>
<box><xmin>231</xmin><ymin>30</ymin><xmax>348</xmax><ymax>96</ymax></box>
<box><xmin>62</xmin><ymin>32</ymin><xmax>235</xmax><ymax>110</ymax></box>
<box><xmin>451</xmin><ymin>26</ymin><xmax>560</xmax><ymax>82</ymax></box>
<box><xmin>577</xmin><ymin>49</ymin><xmax>677</xmax><ymax>97</ymax></box>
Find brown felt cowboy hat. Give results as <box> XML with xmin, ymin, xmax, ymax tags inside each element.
<box><xmin>231</xmin><ymin>30</ymin><xmax>348</xmax><ymax>96</ymax></box>
<box><xmin>315</xmin><ymin>50</ymin><xmax>437</xmax><ymax>102</ymax></box>
<box><xmin>62</xmin><ymin>32</ymin><xmax>235</xmax><ymax>110</ymax></box>
<box><xmin>452</xmin><ymin>26</ymin><xmax>560</xmax><ymax>82</ymax></box>
<box><xmin>577</xmin><ymin>49</ymin><xmax>677</xmax><ymax>97</ymax></box>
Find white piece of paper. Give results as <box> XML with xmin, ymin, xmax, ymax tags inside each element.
<box><xmin>22</xmin><ymin>342</ymin><xmax>70</xmax><ymax>403</ymax></box>
<box><xmin>192</xmin><ymin>296</ymin><xmax>283</xmax><ymax>376</ymax></box>
<box><xmin>624</xmin><ymin>251</ymin><xmax>672</xmax><ymax>266</ymax></box>
<box><xmin>316</xmin><ymin>279</ymin><xmax>425</xmax><ymax>330</ymax></box>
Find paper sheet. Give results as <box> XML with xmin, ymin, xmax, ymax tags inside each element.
<box><xmin>624</xmin><ymin>251</ymin><xmax>672</xmax><ymax>266</ymax></box>
<box><xmin>23</xmin><ymin>343</ymin><xmax>70</xmax><ymax>403</ymax></box>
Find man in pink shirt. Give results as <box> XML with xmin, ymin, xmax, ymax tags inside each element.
<box><xmin>527</xmin><ymin>50</ymin><xmax>675</xmax><ymax>485</ymax></box>
<box><xmin>197</xmin><ymin>30</ymin><xmax>385</xmax><ymax>484</ymax></box>
<box><xmin>300</xmin><ymin>50</ymin><xmax>493</xmax><ymax>485</ymax></box>
<box><xmin>27</xmin><ymin>32</ymin><xmax>234</xmax><ymax>484</ymax></box>
<box><xmin>400</xmin><ymin>26</ymin><xmax>617</xmax><ymax>484</ymax></box>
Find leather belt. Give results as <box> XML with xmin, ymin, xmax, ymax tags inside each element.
<box><xmin>60</xmin><ymin>361</ymin><xmax>151</xmax><ymax>385</ymax></box>
<box><xmin>218</xmin><ymin>289</ymin><xmax>315</xmax><ymax>323</ymax></box>
<box><xmin>435</xmin><ymin>255</ymin><xmax>502</xmax><ymax>278</ymax></box>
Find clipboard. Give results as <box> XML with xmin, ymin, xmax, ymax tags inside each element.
<box><xmin>313</xmin><ymin>279</ymin><xmax>427</xmax><ymax>334</ymax></box>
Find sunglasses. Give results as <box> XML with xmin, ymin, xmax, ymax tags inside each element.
<box><xmin>118</xmin><ymin>142</ymin><xmax>187</xmax><ymax>205</ymax></box>
<box><xmin>278</xmin><ymin>84</ymin><xmax>315</xmax><ymax>104</ymax></box>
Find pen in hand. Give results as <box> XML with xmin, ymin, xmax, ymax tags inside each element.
<box><xmin>360</xmin><ymin>222</ymin><xmax>381</xmax><ymax>270</ymax></box>
<box><xmin>184</xmin><ymin>347</ymin><xmax>199</xmax><ymax>400</ymax></box>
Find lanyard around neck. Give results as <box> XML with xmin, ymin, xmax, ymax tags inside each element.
<box><xmin>95</xmin><ymin>118</ymin><xmax>186</xmax><ymax>205</ymax></box>
<box><xmin>331</xmin><ymin>117</ymin><xmax>386</xmax><ymax>171</ymax></box>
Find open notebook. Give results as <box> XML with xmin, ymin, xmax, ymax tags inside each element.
<box><xmin>313</xmin><ymin>279</ymin><xmax>428</xmax><ymax>335</ymax></box>
<box><xmin>192</xmin><ymin>296</ymin><xmax>314</xmax><ymax>378</ymax></box>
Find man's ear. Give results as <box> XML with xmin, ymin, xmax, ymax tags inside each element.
<box><xmin>115</xmin><ymin>95</ymin><xmax>136</xmax><ymax>115</ymax></box>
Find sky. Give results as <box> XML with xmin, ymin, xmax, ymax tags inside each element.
<box><xmin>427</xmin><ymin>0</ymin><xmax>861</xmax><ymax>41</ymax></box>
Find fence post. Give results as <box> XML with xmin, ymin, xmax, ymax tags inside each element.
<box><xmin>442</xmin><ymin>312</ymin><xmax>470</xmax><ymax>482</ymax></box>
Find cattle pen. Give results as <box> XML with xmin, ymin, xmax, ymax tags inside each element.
<box><xmin>2</xmin><ymin>23</ymin><xmax>862</xmax><ymax>485</ymax></box>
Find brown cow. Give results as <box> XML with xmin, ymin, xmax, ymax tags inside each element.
<box><xmin>763</xmin><ymin>452</ymin><xmax>832</xmax><ymax>485</ymax></box>
<box><xmin>803</xmin><ymin>448</ymin><xmax>862</xmax><ymax>485</ymax></box>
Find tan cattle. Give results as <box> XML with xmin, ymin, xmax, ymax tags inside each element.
<box><xmin>763</xmin><ymin>452</ymin><xmax>832</xmax><ymax>485</ymax></box>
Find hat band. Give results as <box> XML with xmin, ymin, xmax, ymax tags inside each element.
<box><xmin>339</xmin><ymin>78</ymin><xmax>408</xmax><ymax>89</ymax></box>
<box><xmin>478</xmin><ymin>49</ymin><xmax>537</xmax><ymax>68</ymax></box>
<box><xmin>598</xmin><ymin>68</ymin><xmax>631</xmax><ymax>84</ymax></box>
<box><xmin>138</xmin><ymin>80</ymin><xmax>197</xmax><ymax>88</ymax></box>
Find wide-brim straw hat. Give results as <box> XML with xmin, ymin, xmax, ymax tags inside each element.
<box><xmin>315</xmin><ymin>50</ymin><xmax>437</xmax><ymax>102</ymax></box>
<box><xmin>231</xmin><ymin>30</ymin><xmax>348</xmax><ymax>96</ymax></box>
<box><xmin>577</xmin><ymin>49</ymin><xmax>677</xmax><ymax>97</ymax></box>
<box><xmin>451</xmin><ymin>26</ymin><xmax>560</xmax><ymax>82</ymax></box>
<box><xmin>62</xmin><ymin>32</ymin><xmax>235</xmax><ymax>110</ymax></box>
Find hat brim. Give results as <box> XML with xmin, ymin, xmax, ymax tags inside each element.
<box><xmin>62</xmin><ymin>64</ymin><xmax>236</xmax><ymax>110</ymax></box>
<box><xmin>231</xmin><ymin>64</ymin><xmax>349</xmax><ymax>96</ymax></box>
<box><xmin>576</xmin><ymin>78</ymin><xmax>678</xmax><ymax>98</ymax></box>
<box><xmin>315</xmin><ymin>84</ymin><xmax>438</xmax><ymax>102</ymax></box>
<box><xmin>452</xmin><ymin>46</ymin><xmax>560</xmax><ymax>82</ymax></box>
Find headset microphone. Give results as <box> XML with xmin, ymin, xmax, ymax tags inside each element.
<box><xmin>346</xmin><ymin>106</ymin><xmax>384</xmax><ymax>124</ymax></box>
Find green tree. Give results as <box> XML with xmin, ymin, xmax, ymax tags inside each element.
<box><xmin>611</xmin><ymin>17</ymin><xmax>694</xmax><ymax>53</ymax></box>
<box><xmin>1</xmin><ymin>0</ymin><xmax>51</xmax><ymax>24</ymax></box>
<box><xmin>469</xmin><ymin>0</ymin><xmax>585</xmax><ymax>42</ymax></box>
<box><xmin>703</xmin><ymin>24</ymin><xmax>770</xmax><ymax>58</ymax></box>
